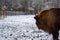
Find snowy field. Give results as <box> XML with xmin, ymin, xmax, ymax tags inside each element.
<box><xmin>0</xmin><ymin>15</ymin><xmax>58</xmax><ymax>40</ymax></box>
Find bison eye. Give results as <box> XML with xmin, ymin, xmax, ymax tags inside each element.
<box><xmin>34</xmin><ymin>15</ymin><xmax>38</xmax><ymax>19</ymax></box>
<box><xmin>34</xmin><ymin>16</ymin><xmax>36</xmax><ymax>19</ymax></box>
<box><xmin>34</xmin><ymin>16</ymin><xmax>39</xmax><ymax>21</ymax></box>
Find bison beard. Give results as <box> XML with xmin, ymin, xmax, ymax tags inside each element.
<box><xmin>34</xmin><ymin>8</ymin><xmax>60</xmax><ymax>40</ymax></box>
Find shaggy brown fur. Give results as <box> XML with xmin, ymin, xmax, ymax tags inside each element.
<box><xmin>34</xmin><ymin>8</ymin><xmax>60</xmax><ymax>40</ymax></box>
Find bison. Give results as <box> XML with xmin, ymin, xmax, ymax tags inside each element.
<box><xmin>34</xmin><ymin>8</ymin><xmax>60</xmax><ymax>40</ymax></box>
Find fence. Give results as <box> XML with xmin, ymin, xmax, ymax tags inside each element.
<box><xmin>0</xmin><ymin>11</ymin><xmax>35</xmax><ymax>15</ymax></box>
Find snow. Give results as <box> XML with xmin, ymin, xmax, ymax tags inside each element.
<box><xmin>0</xmin><ymin>15</ymin><xmax>53</xmax><ymax>40</ymax></box>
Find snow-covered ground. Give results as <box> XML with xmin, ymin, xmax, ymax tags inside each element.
<box><xmin>0</xmin><ymin>15</ymin><xmax>56</xmax><ymax>40</ymax></box>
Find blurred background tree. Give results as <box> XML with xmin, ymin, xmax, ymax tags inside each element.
<box><xmin>0</xmin><ymin>0</ymin><xmax>60</xmax><ymax>15</ymax></box>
